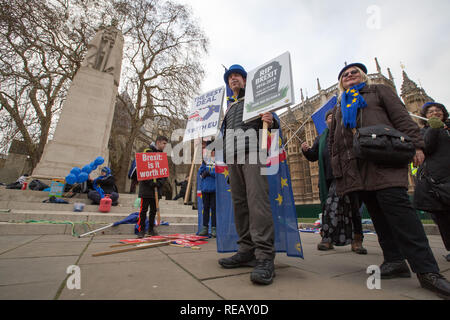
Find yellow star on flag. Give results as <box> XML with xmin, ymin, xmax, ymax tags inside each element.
<box><xmin>223</xmin><ymin>168</ymin><xmax>229</xmax><ymax>179</ymax></box>
<box><xmin>280</xmin><ymin>177</ymin><xmax>288</xmax><ymax>188</ymax></box>
<box><xmin>350</xmin><ymin>89</ymin><xmax>356</xmax><ymax>93</ymax></box>
<box><xmin>275</xmin><ymin>193</ymin><xmax>283</xmax><ymax>205</ymax></box>
<box><xmin>352</xmin><ymin>98</ymin><xmax>357</xmax><ymax>103</ymax></box>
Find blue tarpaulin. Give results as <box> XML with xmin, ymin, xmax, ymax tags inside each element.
<box><xmin>112</xmin><ymin>211</ymin><xmax>168</xmax><ymax>234</ymax></box>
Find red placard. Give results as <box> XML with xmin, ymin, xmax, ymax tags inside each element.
<box><xmin>135</xmin><ymin>152</ymin><xmax>170</xmax><ymax>181</ymax></box>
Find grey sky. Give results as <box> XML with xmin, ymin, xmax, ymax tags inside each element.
<box><xmin>178</xmin><ymin>0</ymin><xmax>450</xmax><ymax>111</ymax></box>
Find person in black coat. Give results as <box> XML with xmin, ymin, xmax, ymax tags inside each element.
<box><xmin>173</xmin><ymin>175</ymin><xmax>188</xmax><ymax>201</ymax></box>
<box><xmin>136</xmin><ymin>136</ymin><xmax>168</xmax><ymax>238</ymax></box>
<box><xmin>414</xmin><ymin>102</ymin><xmax>450</xmax><ymax>262</ymax></box>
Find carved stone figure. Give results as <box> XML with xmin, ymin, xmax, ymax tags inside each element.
<box><xmin>81</xmin><ymin>23</ymin><xmax>124</xmax><ymax>86</ymax></box>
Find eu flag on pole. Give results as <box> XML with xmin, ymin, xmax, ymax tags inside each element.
<box><xmin>311</xmin><ymin>96</ymin><xmax>337</xmax><ymax>135</ymax></box>
<box><xmin>215</xmin><ymin>114</ymin><xmax>303</xmax><ymax>258</ymax></box>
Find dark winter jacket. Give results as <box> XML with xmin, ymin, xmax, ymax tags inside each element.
<box><xmin>413</xmin><ymin>125</ymin><xmax>450</xmax><ymax>213</ymax></box>
<box><xmin>138</xmin><ymin>144</ymin><xmax>167</xmax><ymax>199</ymax></box>
<box><xmin>199</xmin><ymin>161</ymin><xmax>216</xmax><ymax>193</ymax></box>
<box><xmin>92</xmin><ymin>175</ymin><xmax>117</xmax><ymax>194</ymax></box>
<box><xmin>302</xmin><ymin>133</ymin><xmax>333</xmax><ymax>184</ymax></box>
<box><xmin>329</xmin><ymin>84</ymin><xmax>424</xmax><ymax>196</ymax></box>
<box><xmin>128</xmin><ymin>159</ymin><xmax>137</xmax><ymax>180</ymax></box>
<box><xmin>221</xmin><ymin>88</ymin><xmax>279</xmax><ymax>163</ymax></box>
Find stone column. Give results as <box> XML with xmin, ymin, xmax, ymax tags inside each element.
<box><xmin>32</xmin><ymin>26</ymin><xmax>124</xmax><ymax>180</ymax></box>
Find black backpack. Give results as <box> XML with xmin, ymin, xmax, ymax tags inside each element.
<box><xmin>29</xmin><ymin>179</ymin><xmax>50</xmax><ymax>191</ymax></box>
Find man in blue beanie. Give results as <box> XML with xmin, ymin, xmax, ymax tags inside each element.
<box><xmin>217</xmin><ymin>64</ymin><xmax>279</xmax><ymax>285</ymax></box>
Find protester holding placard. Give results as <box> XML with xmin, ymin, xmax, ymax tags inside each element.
<box><xmin>217</xmin><ymin>64</ymin><xmax>279</xmax><ymax>285</ymax></box>
<box><xmin>136</xmin><ymin>136</ymin><xmax>168</xmax><ymax>238</ymax></box>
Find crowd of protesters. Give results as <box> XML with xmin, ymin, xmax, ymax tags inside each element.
<box><xmin>215</xmin><ymin>61</ymin><xmax>450</xmax><ymax>299</ymax></box>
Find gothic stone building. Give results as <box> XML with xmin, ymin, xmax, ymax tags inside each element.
<box><xmin>279</xmin><ymin>58</ymin><xmax>434</xmax><ymax>206</ymax></box>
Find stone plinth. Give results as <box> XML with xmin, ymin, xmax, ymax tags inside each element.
<box><xmin>32</xmin><ymin>67</ymin><xmax>118</xmax><ymax>180</ymax></box>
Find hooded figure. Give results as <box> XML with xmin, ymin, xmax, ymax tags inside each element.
<box><xmin>87</xmin><ymin>166</ymin><xmax>119</xmax><ymax>205</ymax></box>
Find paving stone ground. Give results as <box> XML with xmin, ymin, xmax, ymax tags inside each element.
<box><xmin>1</xmin><ymin>232</ymin><xmax>448</xmax><ymax>303</ymax></box>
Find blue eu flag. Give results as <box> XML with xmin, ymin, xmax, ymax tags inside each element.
<box><xmin>311</xmin><ymin>96</ymin><xmax>337</xmax><ymax>135</ymax></box>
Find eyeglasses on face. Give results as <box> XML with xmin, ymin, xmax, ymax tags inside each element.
<box><xmin>426</xmin><ymin>108</ymin><xmax>443</xmax><ymax>115</ymax></box>
<box><xmin>342</xmin><ymin>69</ymin><xmax>359</xmax><ymax>79</ymax></box>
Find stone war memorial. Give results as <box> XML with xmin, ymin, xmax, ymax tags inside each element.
<box><xmin>32</xmin><ymin>24</ymin><xmax>124</xmax><ymax>180</ymax></box>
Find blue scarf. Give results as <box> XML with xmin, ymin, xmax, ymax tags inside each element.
<box><xmin>340</xmin><ymin>82</ymin><xmax>367</xmax><ymax>128</ymax></box>
<box><xmin>93</xmin><ymin>167</ymin><xmax>111</xmax><ymax>199</ymax></box>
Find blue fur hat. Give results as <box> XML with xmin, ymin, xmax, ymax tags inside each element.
<box><xmin>338</xmin><ymin>63</ymin><xmax>368</xmax><ymax>80</ymax></box>
<box><xmin>223</xmin><ymin>64</ymin><xmax>247</xmax><ymax>85</ymax></box>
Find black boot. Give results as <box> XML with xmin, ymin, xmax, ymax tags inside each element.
<box><xmin>147</xmin><ymin>228</ymin><xmax>158</xmax><ymax>236</ymax></box>
<box><xmin>417</xmin><ymin>273</ymin><xmax>450</xmax><ymax>300</ymax></box>
<box><xmin>218</xmin><ymin>251</ymin><xmax>257</xmax><ymax>269</ymax></box>
<box><xmin>380</xmin><ymin>260</ymin><xmax>411</xmax><ymax>279</ymax></box>
<box><xmin>137</xmin><ymin>230</ymin><xmax>146</xmax><ymax>239</ymax></box>
<box><xmin>250</xmin><ymin>259</ymin><xmax>275</xmax><ymax>285</ymax></box>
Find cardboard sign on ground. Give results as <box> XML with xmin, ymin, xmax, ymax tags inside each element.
<box><xmin>135</xmin><ymin>152</ymin><xmax>169</xmax><ymax>181</ymax></box>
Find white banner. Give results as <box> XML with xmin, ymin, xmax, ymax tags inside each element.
<box><xmin>243</xmin><ymin>51</ymin><xmax>295</xmax><ymax>122</ymax></box>
<box><xmin>183</xmin><ymin>87</ymin><xmax>225</xmax><ymax>142</ymax></box>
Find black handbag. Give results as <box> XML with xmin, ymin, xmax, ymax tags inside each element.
<box><xmin>353</xmin><ymin>125</ymin><xmax>416</xmax><ymax>167</ymax></box>
<box><xmin>421</xmin><ymin>165</ymin><xmax>450</xmax><ymax>207</ymax></box>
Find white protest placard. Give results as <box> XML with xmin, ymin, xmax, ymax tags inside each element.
<box><xmin>243</xmin><ymin>51</ymin><xmax>295</xmax><ymax>122</ymax></box>
<box><xmin>183</xmin><ymin>87</ymin><xmax>225</xmax><ymax>142</ymax></box>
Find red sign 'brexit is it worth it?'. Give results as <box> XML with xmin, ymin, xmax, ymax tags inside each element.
<box><xmin>135</xmin><ymin>152</ymin><xmax>170</xmax><ymax>181</ymax></box>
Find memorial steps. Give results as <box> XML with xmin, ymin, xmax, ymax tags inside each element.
<box><xmin>0</xmin><ymin>187</ymin><xmax>198</xmax><ymax>236</ymax></box>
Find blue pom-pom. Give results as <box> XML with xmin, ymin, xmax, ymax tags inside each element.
<box><xmin>94</xmin><ymin>156</ymin><xmax>104</xmax><ymax>166</ymax></box>
<box><xmin>77</xmin><ymin>172</ymin><xmax>89</xmax><ymax>183</ymax></box>
<box><xmin>66</xmin><ymin>174</ymin><xmax>77</xmax><ymax>185</ymax></box>
<box><xmin>70</xmin><ymin>167</ymin><xmax>81</xmax><ymax>176</ymax></box>
<box><xmin>82</xmin><ymin>164</ymin><xmax>92</xmax><ymax>174</ymax></box>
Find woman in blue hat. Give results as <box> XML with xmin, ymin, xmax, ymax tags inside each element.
<box><xmin>329</xmin><ymin>62</ymin><xmax>450</xmax><ymax>299</ymax></box>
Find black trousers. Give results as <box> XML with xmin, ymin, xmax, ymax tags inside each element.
<box><xmin>431</xmin><ymin>212</ymin><xmax>450</xmax><ymax>251</ymax></box>
<box><xmin>359</xmin><ymin>187</ymin><xmax>439</xmax><ymax>274</ymax></box>
<box><xmin>173</xmin><ymin>192</ymin><xmax>185</xmax><ymax>201</ymax></box>
<box><xmin>87</xmin><ymin>190</ymin><xmax>119</xmax><ymax>205</ymax></box>
<box><xmin>202</xmin><ymin>191</ymin><xmax>216</xmax><ymax>228</ymax></box>
<box><xmin>348</xmin><ymin>192</ymin><xmax>363</xmax><ymax>236</ymax></box>
<box><xmin>138</xmin><ymin>197</ymin><xmax>157</xmax><ymax>233</ymax></box>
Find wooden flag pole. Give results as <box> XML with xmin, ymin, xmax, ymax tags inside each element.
<box><xmin>261</xmin><ymin>121</ymin><xmax>269</xmax><ymax>150</ymax></box>
<box><xmin>92</xmin><ymin>240</ymin><xmax>171</xmax><ymax>257</ymax></box>
<box><xmin>110</xmin><ymin>238</ymin><xmax>164</xmax><ymax>248</ymax></box>
<box><xmin>184</xmin><ymin>139</ymin><xmax>200</xmax><ymax>204</ymax></box>
<box><xmin>154</xmin><ymin>178</ymin><xmax>160</xmax><ymax>226</ymax></box>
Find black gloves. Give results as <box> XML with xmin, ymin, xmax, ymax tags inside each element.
<box><xmin>201</xmin><ymin>170</ymin><xmax>210</xmax><ymax>179</ymax></box>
